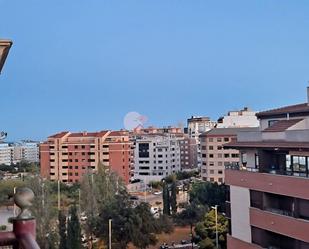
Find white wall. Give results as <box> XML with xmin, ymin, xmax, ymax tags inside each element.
<box><xmin>230</xmin><ymin>186</ymin><xmax>252</xmax><ymax>243</ymax></box>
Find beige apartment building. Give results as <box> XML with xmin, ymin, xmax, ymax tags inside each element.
<box><xmin>200</xmin><ymin>128</ymin><xmax>257</xmax><ymax>183</ymax></box>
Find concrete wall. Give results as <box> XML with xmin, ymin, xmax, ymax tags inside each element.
<box><xmin>230</xmin><ymin>186</ymin><xmax>252</xmax><ymax>243</ymax></box>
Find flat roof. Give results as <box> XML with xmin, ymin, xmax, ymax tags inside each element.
<box><xmin>257</xmin><ymin>103</ymin><xmax>309</xmax><ymax>118</ymax></box>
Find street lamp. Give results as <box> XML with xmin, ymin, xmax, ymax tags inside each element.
<box><xmin>108</xmin><ymin>218</ymin><xmax>112</xmax><ymax>249</ymax></box>
<box><xmin>211</xmin><ymin>205</ymin><xmax>219</xmax><ymax>249</ymax></box>
<box><xmin>0</xmin><ymin>40</ymin><xmax>12</xmax><ymax>74</ymax></box>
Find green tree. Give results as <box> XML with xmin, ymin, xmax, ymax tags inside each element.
<box><xmin>190</xmin><ymin>182</ymin><xmax>226</xmax><ymax>212</ymax></box>
<box><xmin>58</xmin><ymin>211</ymin><xmax>67</xmax><ymax>249</ymax></box>
<box><xmin>195</xmin><ymin>209</ymin><xmax>228</xmax><ymax>249</ymax></box>
<box><xmin>162</xmin><ymin>182</ymin><xmax>170</xmax><ymax>216</ymax></box>
<box><xmin>130</xmin><ymin>202</ymin><xmax>158</xmax><ymax>249</ymax></box>
<box><xmin>170</xmin><ymin>179</ymin><xmax>177</xmax><ymax>215</ymax></box>
<box><xmin>67</xmin><ymin>205</ymin><xmax>82</xmax><ymax>249</ymax></box>
<box><xmin>26</xmin><ymin>176</ymin><xmax>58</xmax><ymax>249</ymax></box>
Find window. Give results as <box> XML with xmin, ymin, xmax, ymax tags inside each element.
<box><xmin>218</xmin><ymin>170</ymin><xmax>223</xmax><ymax>174</ymax></box>
<box><xmin>81</xmin><ymin>145</ymin><xmax>85</xmax><ymax>149</ymax></box>
<box><xmin>202</xmin><ymin>154</ymin><xmax>206</xmax><ymax>158</ymax></box>
<box><xmin>201</xmin><ymin>146</ymin><xmax>206</xmax><ymax>150</ymax></box>
<box><xmin>217</xmin><ymin>138</ymin><xmax>222</xmax><ymax>142</ymax></box>
<box><xmin>210</xmin><ymin>170</ymin><xmax>214</xmax><ymax>174</ymax></box>
<box><xmin>103</xmin><ymin>145</ymin><xmax>109</xmax><ymax>148</ymax></box>
<box><xmin>209</xmin><ymin>154</ymin><xmax>214</xmax><ymax>158</ymax></box>
<box><xmin>292</xmin><ymin>156</ymin><xmax>307</xmax><ymax>176</ymax></box>
<box><xmin>218</xmin><ymin>162</ymin><xmax>223</xmax><ymax>166</ymax></box>
<box><xmin>231</xmin><ymin>153</ymin><xmax>239</xmax><ymax>158</ymax></box>
<box><xmin>209</xmin><ymin>162</ymin><xmax>214</xmax><ymax>166</ymax></box>
<box><xmin>209</xmin><ymin>177</ymin><xmax>214</xmax><ymax>182</ymax></box>
<box><xmin>218</xmin><ymin>178</ymin><xmax>223</xmax><ymax>183</ymax></box>
<box><xmin>208</xmin><ymin>138</ymin><xmax>213</xmax><ymax>142</ymax></box>
<box><xmin>268</xmin><ymin>120</ymin><xmax>278</xmax><ymax>127</ymax></box>
<box><xmin>209</xmin><ymin>146</ymin><xmax>213</xmax><ymax>150</ymax></box>
<box><xmin>74</xmin><ymin>145</ymin><xmax>78</xmax><ymax>149</ymax></box>
<box><xmin>224</xmin><ymin>154</ymin><xmax>230</xmax><ymax>158</ymax></box>
<box><xmin>217</xmin><ymin>146</ymin><xmax>222</xmax><ymax>150</ymax></box>
<box><xmin>218</xmin><ymin>153</ymin><xmax>222</xmax><ymax>158</ymax></box>
<box><xmin>224</xmin><ymin>137</ymin><xmax>229</xmax><ymax>142</ymax></box>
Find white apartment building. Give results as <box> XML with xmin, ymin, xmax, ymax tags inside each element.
<box><xmin>216</xmin><ymin>107</ymin><xmax>259</xmax><ymax>128</ymax></box>
<box><xmin>0</xmin><ymin>143</ymin><xmax>12</xmax><ymax>165</ymax></box>
<box><xmin>133</xmin><ymin>134</ymin><xmax>181</xmax><ymax>183</ymax></box>
<box><xmin>0</xmin><ymin>141</ymin><xmax>39</xmax><ymax>165</ymax></box>
<box><xmin>187</xmin><ymin>116</ymin><xmax>217</xmax><ymax>167</ymax></box>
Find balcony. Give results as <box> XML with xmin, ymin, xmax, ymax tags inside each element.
<box><xmin>227</xmin><ymin>235</ymin><xmax>263</xmax><ymax>249</ymax></box>
<box><xmin>250</xmin><ymin>207</ymin><xmax>309</xmax><ymax>243</ymax></box>
<box><xmin>225</xmin><ymin>167</ymin><xmax>309</xmax><ymax>200</ymax></box>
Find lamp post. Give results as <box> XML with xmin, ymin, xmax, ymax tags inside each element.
<box><xmin>108</xmin><ymin>218</ymin><xmax>112</xmax><ymax>249</ymax></box>
<box><xmin>211</xmin><ymin>205</ymin><xmax>219</xmax><ymax>249</ymax></box>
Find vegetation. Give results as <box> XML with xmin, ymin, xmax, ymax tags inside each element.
<box><xmin>80</xmin><ymin>164</ymin><xmax>173</xmax><ymax>249</ymax></box>
<box><xmin>195</xmin><ymin>209</ymin><xmax>228</xmax><ymax>249</ymax></box>
<box><xmin>26</xmin><ymin>176</ymin><xmax>59</xmax><ymax>249</ymax></box>
<box><xmin>0</xmin><ymin>161</ymin><xmax>39</xmax><ymax>174</ymax></box>
<box><xmin>58</xmin><ymin>211</ymin><xmax>67</xmax><ymax>249</ymax></box>
<box><xmin>170</xmin><ymin>177</ymin><xmax>177</xmax><ymax>215</ymax></box>
<box><xmin>189</xmin><ymin>182</ymin><xmax>226</xmax><ymax>212</ymax></box>
<box><xmin>67</xmin><ymin>205</ymin><xmax>82</xmax><ymax>249</ymax></box>
<box><xmin>162</xmin><ymin>181</ymin><xmax>171</xmax><ymax>216</ymax></box>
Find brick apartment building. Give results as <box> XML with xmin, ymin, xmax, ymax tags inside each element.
<box><xmin>225</xmin><ymin>88</ymin><xmax>309</xmax><ymax>249</ymax></box>
<box><xmin>200</xmin><ymin>128</ymin><xmax>257</xmax><ymax>183</ymax></box>
<box><xmin>40</xmin><ymin>130</ymin><xmax>132</xmax><ymax>184</ymax></box>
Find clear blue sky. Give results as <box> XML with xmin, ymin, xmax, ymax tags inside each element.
<box><xmin>1</xmin><ymin>0</ymin><xmax>309</xmax><ymax>141</ymax></box>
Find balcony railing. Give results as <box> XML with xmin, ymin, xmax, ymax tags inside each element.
<box><xmin>0</xmin><ymin>188</ymin><xmax>40</xmax><ymax>249</ymax></box>
<box><xmin>225</xmin><ymin>164</ymin><xmax>309</xmax><ymax>178</ymax></box>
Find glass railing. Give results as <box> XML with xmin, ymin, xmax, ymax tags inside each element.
<box><xmin>264</xmin><ymin>207</ymin><xmax>293</xmax><ymax>217</ymax></box>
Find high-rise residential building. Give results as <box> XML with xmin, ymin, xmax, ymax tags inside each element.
<box><xmin>0</xmin><ymin>143</ymin><xmax>12</xmax><ymax>165</ymax></box>
<box><xmin>10</xmin><ymin>142</ymin><xmax>40</xmax><ymax>164</ymax></box>
<box><xmin>131</xmin><ymin>127</ymin><xmax>184</xmax><ymax>183</ymax></box>
<box><xmin>0</xmin><ymin>141</ymin><xmax>40</xmax><ymax>165</ymax></box>
<box><xmin>179</xmin><ymin>136</ymin><xmax>198</xmax><ymax>171</ymax></box>
<box><xmin>200</xmin><ymin>128</ymin><xmax>257</xmax><ymax>183</ymax></box>
<box><xmin>225</xmin><ymin>88</ymin><xmax>309</xmax><ymax>249</ymax></box>
<box><xmin>40</xmin><ymin>130</ymin><xmax>133</xmax><ymax>184</ymax></box>
<box><xmin>187</xmin><ymin>116</ymin><xmax>217</xmax><ymax>167</ymax></box>
<box><xmin>216</xmin><ymin>107</ymin><xmax>259</xmax><ymax>128</ymax></box>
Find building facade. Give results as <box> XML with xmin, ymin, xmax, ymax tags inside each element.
<box><xmin>40</xmin><ymin>130</ymin><xmax>132</xmax><ymax>184</ymax></box>
<box><xmin>132</xmin><ymin>133</ymin><xmax>181</xmax><ymax>183</ymax></box>
<box><xmin>179</xmin><ymin>136</ymin><xmax>198</xmax><ymax>171</ymax></box>
<box><xmin>225</xmin><ymin>89</ymin><xmax>309</xmax><ymax>249</ymax></box>
<box><xmin>187</xmin><ymin>116</ymin><xmax>217</xmax><ymax>167</ymax></box>
<box><xmin>0</xmin><ymin>141</ymin><xmax>39</xmax><ymax>165</ymax></box>
<box><xmin>216</xmin><ymin>107</ymin><xmax>259</xmax><ymax>128</ymax></box>
<box><xmin>200</xmin><ymin>128</ymin><xmax>257</xmax><ymax>183</ymax></box>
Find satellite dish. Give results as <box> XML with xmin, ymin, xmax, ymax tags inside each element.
<box><xmin>0</xmin><ymin>132</ymin><xmax>7</xmax><ymax>140</ymax></box>
<box><xmin>124</xmin><ymin>112</ymin><xmax>147</xmax><ymax>131</ymax></box>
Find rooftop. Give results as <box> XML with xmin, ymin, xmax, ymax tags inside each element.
<box><xmin>263</xmin><ymin>118</ymin><xmax>303</xmax><ymax>132</ymax></box>
<box><xmin>201</xmin><ymin>127</ymin><xmax>258</xmax><ymax>137</ymax></box>
<box><xmin>0</xmin><ymin>39</ymin><xmax>13</xmax><ymax>74</ymax></box>
<box><xmin>257</xmin><ymin>103</ymin><xmax>309</xmax><ymax>118</ymax></box>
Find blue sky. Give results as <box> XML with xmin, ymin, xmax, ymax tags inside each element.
<box><xmin>1</xmin><ymin>0</ymin><xmax>309</xmax><ymax>141</ymax></box>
